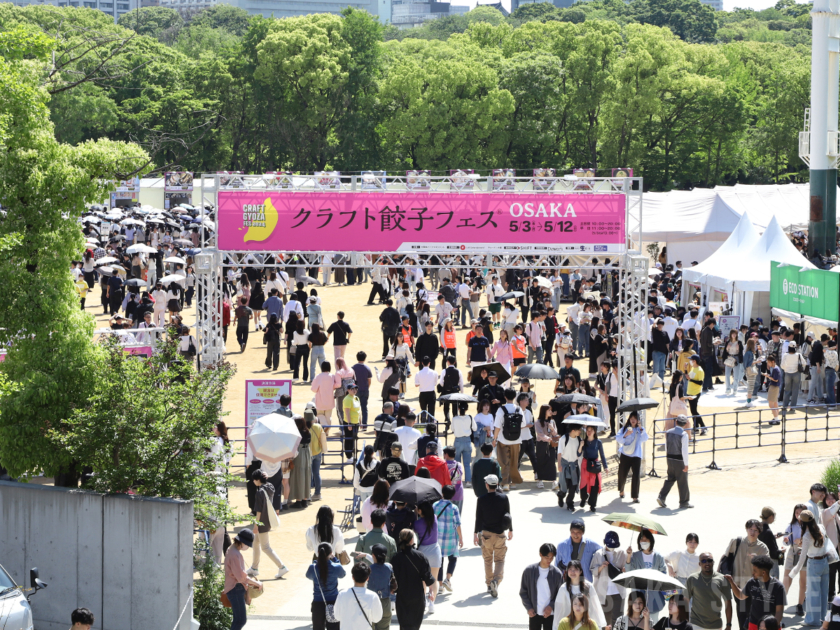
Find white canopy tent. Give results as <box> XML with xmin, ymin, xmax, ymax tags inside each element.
<box><xmin>632</xmin><ymin>183</ymin><xmax>834</xmax><ymax>266</ymax></box>
<box><xmin>681</xmin><ymin>216</ymin><xmax>815</xmax><ymax>322</ymax></box>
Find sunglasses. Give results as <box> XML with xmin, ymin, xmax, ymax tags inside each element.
<box><xmin>699</xmin><ymin>558</ymin><xmax>714</xmax><ymax>564</ymax></box>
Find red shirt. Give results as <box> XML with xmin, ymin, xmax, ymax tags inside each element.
<box><xmin>415</xmin><ymin>455</ymin><xmax>452</xmax><ymax>488</ymax></box>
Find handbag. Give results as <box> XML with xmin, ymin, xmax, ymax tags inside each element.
<box><xmin>724</xmin><ymin>356</ymin><xmax>736</xmax><ymax>368</ymax></box>
<box><xmin>586</xmin><ymin>458</ymin><xmax>602</xmax><ymax>474</ymax></box>
<box><xmin>220</xmin><ymin>591</ymin><xmax>231</xmax><ymax>608</ymax></box>
<box><xmin>339</xmin><ymin>550</ymin><xmax>351</xmax><ymax>565</ymax></box>
<box><xmin>607</xmin><ymin>561</ymin><xmax>622</xmax><ymax>580</ymax></box>
<box><xmin>718</xmin><ymin>537</ymin><xmax>742</xmax><ymax>575</ymax></box>
<box><xmin>669</xmin><ymin>397</ymin><xmax>688</xmax><ymax>417</ymax></box>
<box><xmin>315</xmin><ymin>571</ymin><xmax>338</xmax><ymax>624</ymax></box>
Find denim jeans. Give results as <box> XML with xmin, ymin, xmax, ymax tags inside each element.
<box><xmin>460</xmin><ymin>301</ymin><xmax>474</xmax><ymax>327</ymax></box>
<box><xmin>568</xmin><ymin>321</ymin><xmax>579</xmax><ymax>353</ymax></box>
<box><xmin>552</xmin><ymin>287</ymin><xmax>562</xmax><ymax>310</ymax></box>
<box><xmin>810</xmin><ymin>365</ymin><xmax>824</xmax><ymax>401</ymax></box>
<box><xmin>309</xmin><ymin>345</ymin><xmax>326</xmax><ymax>382</ymax></box>
<box><xmin>454</xmin><ymin>436</ymin><xmax>473</xmax><ymax>483</ymax></box>
<box><xmin>527</xmin><ymin>345</ymin><xmax>544</xmax><ymax>364</ymax></box>
<box><xmin>725</xmin><ymin>364</ymin><xmax>739</xmax><ymax>392</ymax></box>
<box><xmin>228</xmin><ymin>583</ymin><xmax>247</xmax><ymax>630</ymax></box>
<box><xmin>561</xmin><ymin>273</ymin><xmax>570</xmax><ymax>296</ymax></box>
<box><xmin>783</xmin><ymin>371</ymin><xmax>801</xmax><ymax>409</ymax></box>
<box><xmin>827</xmin><ymin>368</ymin><xmax>837</xmax><ymax>405</ymax></box>
<box><xmin>652</xmin><ymin>351</ymin><xmax>667</xmax><ymax>381</ymax></box>
<box><xmin>806</xmin><ymin>556</ymin><xmax>830</xmax><ymax>625</ymax></box>
<box><xmin>578</xmin><ymin>324</ymin><xmax>590</xmax><ymax>356</ymax></box>
<box><xmin>358</xmin><ymin>390</ymin><xmax>370</xmax><ymax>427</ymax></box>
<box><xmin>311</xmin><ymin>453</ymin><xmax>322</xmax><ymax>494</ymax></box>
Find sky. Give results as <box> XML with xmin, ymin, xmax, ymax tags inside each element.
<box><xmin>458</xmin><ymin>0</ymin><xmax>807</xmax><ymax>14</ymax></box>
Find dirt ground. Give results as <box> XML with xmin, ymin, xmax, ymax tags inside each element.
<box><xmin>86</xmin><ymin>277</ymin><xmax>840</xmax><ymax>617</ymax></box>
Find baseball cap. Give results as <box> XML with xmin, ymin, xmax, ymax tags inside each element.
<box><xmin>426</xmin><ymin>441</ymin><xmax>439</xmax><ymax>453</ymax></box>
<box><xmin>604</xmin><ymin>531</ymin><xmax>620</xmax><ymax>548</ymax></box>
<box><xmin>571</xmin><ymin>518</ymin><xmax>586</xmax><ymax>531</ymax></box>
<box><xmin>347</xmin><ymin>382</ymin><xmax>358</xmax><ymax>390</ymax></box>
<box><xmin>484</xmin><ymin>474</ymin><xmax>499</xmax><ymax>486</ymax></box>
<box><xmin>675</xmin><ymin>415</ymin><xmax>688</xmax><ymax>426</ymax></box>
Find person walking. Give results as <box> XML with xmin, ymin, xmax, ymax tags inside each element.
<box><xmin>415</xmin><ymin>356</ymin><xmax>439</xmax><ymax>419</ymax></box>
<box><xmin>558</xmin><ymin>594</ymin><xmax>600</xmax><ymax>630</ymax></box>
<box><xmin>790</xmin><ymin>510</ymin><xmax>837</xmax><ymax>626</ymax></box>
<box><xmin>686</xmin><ymin>356</ymin><xmax>706</xmax><ymax>433</ymax></box>
<box><xmin>433</xmin><ymin>485</ymin><xmax>463</xmax><ymax>594</ymax></box>
<box><xmin>292</xmin><ymin>320</ymin><xmax>312</xmax><ymax>382</ymax></box>
<box><xmin>722</xmin><ymin>329</ymin><xmax>744</xmax><ymax>396</ymax></box>
<box><xmin>234</xmin><ymin>296</ymin><xmax>253</xmax><ymax>352</ymax></box>
<box><xmin>578</xmin><ymin>425</ymin><xmax>608</xmax><ymax>512</ymax></box>
<box><xmin>723</xmin><ymin>520</ymin><xmax>770</xmax><ymax>630</ymax></box>
<box><xmin>474</xmin><ymin>474</ymin><xmax>513</xmax><ymax>598</ymax></box>
<box><xmin>520</xmin><ymin>543</ymin><xmax>563</xmax><ymax>630</ymax></box>
<box><xmin>342</xmin><ymin>383</ymin><xmax>363</xmax><ymax>462</ymax></box>
<box><xmin>612</xmin><ymin>591</ymin><xmax>648</xmax><ymax>630</ymax></box>
<box><xmin>657</xmin><ymin>415</ymin><xmax>692</xmax><ymax>509</ymax></box>
<box><xmin>306</xmin><ymin>542</ymin><xmax>346</xmax><ymax>630</ymax></box>
<box><xmin>758</xmin><ymin>507</ymin><xmax>784</xmax><ymax>580</ymax></box>
<box><xmin>247</xmin><ymin>470</ymin><xmax>290</xmax><ymax>579</ymax></box>
<box><xmin>492</xmin><ymin>388</ymin><xmax>524</xmax><ymax>491</ymax></box>
<box><xmin>765</xmin><ymin>356</ymin><xmax>782</xmax><ymax>424</ymax></box>
<box><xmin>264</xmin><ymin>314</ymin><xmax>282</xmax><ymax>371</ymax></box>
<box><xmin>326</xmin><ymin>311</ymin><xmax>353</xmax><ymax>360</ymax></box>
<box><xmin>224</xmin><ymin>529</ymin><xmax>262</xmax><ymax>630</ymax></box>
<box><xmin>534</xmin><ymin>405</ymin><xmax>558</xmax><ymax>490</ymax></box>
<box><xmin>334</xmin><ymin>562</ymin><xmax>384</xmax><ymax>630</ymax></box>
<box><xmin>412</xmin><ymin>501</ymin><xmax>443</xmax><ymax>613</ymax></box>
<box><xmin>391</xmin><ymin>529</ymin><xmax>436</xmax><ymax>630</ymax></box>
<box><xmin>685</xmin><ymin>552</ymin><xmax>733</xmax><ymax>630</ymax></box>
<box><xmin>615</xmin><ymin>412</ymin><xmax>648</xmax><ymax>504</ymax></box>
<box><xmin>666</xmin><ymin>533</ymin><xmax>701</xmax><ymax>587</ymax></box>
<box><xmin>724</xmin><ymin>556</ymin><xmax>785</xmax><ymax>630</ymax></box>
<box><xmin>311</xmin><ymin>362</ymin><xmax>336</xmax><ymax>434</ymax></box>
<box><xmin>308</xmin><ymin>324</ymin><xmax>328</xmax><ymax>385</ymax></box>
<box><xmin>556</xmin><ymin>424</ymin><xmax>583</xmax><ymax>512</ymax></box>
<box><xmin>352</xmin><ymin>351</ymin><xmax>373</xmax><ymax>430</ymax></box>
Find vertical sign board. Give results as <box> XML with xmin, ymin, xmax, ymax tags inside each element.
<box><xmin>770</xmin><ymin>261</ymin><xmax>840</xmax><ymax>322</ymax></box>
<box><xmin>244</xmin><ymin>380</ymin><xmax>292</xmax><ymax>461</ymax></box>
<box><xmin>719</xmin><ymin>316</ymin><xmax>741</xmax><ymax>338</ymax></box>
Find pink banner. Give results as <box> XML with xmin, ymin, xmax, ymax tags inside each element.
<box><xmin>218</xmin><ymin>191</ymin><xmax>626</xmax><ymax>253</ymax></box>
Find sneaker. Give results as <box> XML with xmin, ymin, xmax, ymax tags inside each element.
<box><xmin>503</xmin><ymin>485</ymin><xmax>510</xmax><ymax>492</ymax></box>
<box><xmin>537</xmin><ymin>481</ymin><xmax>544</xmax><ymax>489</ymax></box>
<box><xmin>567</xmin><ymin>505</ymin><xmax>575</xmax><ymax>512</ymax></box>
<box><xmin>312</xmin><ymin>493</ymin><xmax>322</xmax><ymax>501</ymax></box>
<box><xmin>442</xmin><ymin>578</ymin><xmax>452</xmax><ymax>592</ymax></box>
<box><xmin>769</xmin><ymin>420</ymin><xmax>780</xmax><ymax>426</ymax></box>
<box><xmin>680</xmin><ymin>502</ymin><xmax>695</xmax><ymax>509</ymax></box>
<box><xmin>464</xmin><ymin>481</ymin><xmax>472</xmax><ymax>488</ymax></box>
<box><xmin>656</xmin><ymin>497</ymin><xmax>666</xmax><ymax>508</ymax></box>
<box><xmin>346</xmin><ymin>456</ymin><xmax>355</xmax><ymax>463</ymax></box>
<box><xmin>275</xmin><ymin>565</ymin><xmax>289</xmax><ymax>579</ymax></box>
<box><xmin>427</xmin><ymin>598</ymin><xmax>435</xmax><ymax>614</ymax></box>
<box><xmin>796</xmin><ymin>605</ymin><xmax>805</xmax><ymax>617</ymax></box>
<box><xmin>489</xmin><ymin>579</ymin><xmax>498</xmax><ymax>598</ymax></box>
<box><xmin>700</xmin><ymin>428</ymin><xmax>707</xmax><ymax>435</ymax></box>
<box><xmin>246</xmin><ymin>567</ymin><xmax>259</xmax><ymax>577</ymax></box>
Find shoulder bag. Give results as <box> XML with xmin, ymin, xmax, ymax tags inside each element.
<box><xmin>718</xmin><ymin>537</ymin><xmax>742</xmax><ymax>575</ymax></box>
<box><xmin>351</xmin><ymin>588</ymin><xmax>374</xmax><ymax>629</ymax></box>
<box><xmin>315</xmin><ymin>571</ymin><xmax>338</xmax><ymax>623</ymax></box>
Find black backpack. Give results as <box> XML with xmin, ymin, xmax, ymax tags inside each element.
<box><xmin>501</xmin><ymin>406</ymin><xmax>523</xmax><ymax>441</ymax></box>
<box><xmin>442</xmin><ymin>367</ymin><xmax>460</xmax><ymax>392</ymax></box>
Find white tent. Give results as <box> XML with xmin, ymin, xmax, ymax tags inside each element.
<box><xmin>714</xmin><ymin>183</ymin><xmax>812</xmax><ymax>232</ymax></box>
<box><xmin>681</xmin><ymin>216</ymin><xmax>815</xmax><ymax>322</ymax></box>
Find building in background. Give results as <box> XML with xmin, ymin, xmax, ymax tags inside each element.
<box><xmin>391</xmin><ymin>0</ymin><xmax>452</xmax><ymax>27</ymax></box>
<box><xmin>476</xmin><ymin>0</ymin><xmax>508</xmax><ymax>14</ymax></box>
<box><xmin>9</xmin><ymin>0</ymin><xmax>139</xmax><ymax>21</ymax></box>
<box><xmin>450</xmin><ymin>2</ymin><xmax>469</xmax><ymax>13</ymax></box>
<box><xmin>155</xmin><ymin>0</ymin><xmax>386</xmax><ymax>21</ymax></box>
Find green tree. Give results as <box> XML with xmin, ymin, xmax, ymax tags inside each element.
<box><xmin>509</xmin><ymin>2</ymin><xmax>563</xmax><ymax>23</ymax></box>
<box><xmin>0</xmin><ymin>25</ymin><xmax>150</xmax><ymax>481</ymax></box>
<box><xmin>118</xmin><ymin>6</ymin><xmax>183</xmax><ymax>40</ymax></box>
<box><xmin>190</xmin><ymin>4</ymin><xmax>252</xmax><ymax>36</ymax></box>
<box><xmin>628</xmin><ymin>0</ymin><xmax>719</xmax><ymax>43</ymax></box>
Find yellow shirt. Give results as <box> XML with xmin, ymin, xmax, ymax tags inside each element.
<box><xmin>75</xmin><ymin>279</ymin><xmax>89</xmax><ymax>298</ymax></box>
<box><xmin>310</xmin><ymin>423</ymin><xmax>324</xmax><ymax>456</ymax></box>
<box><xmin>687</xmin><ymin>366</ymin><xmax>704</xmax><ymax>396</ymax></box>
<box><xmin>343</xmin><ymin>394</ymin><xmax>361</xmax><ymax>425</ymax></box>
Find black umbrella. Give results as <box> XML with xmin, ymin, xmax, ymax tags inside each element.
<box><xmin>437</xmin><ymin>393</ymin><xmax>478</xmax><ymax>403</ymax></box>
<box><xmin>468</xmin><ymin>361</ymin><xmax>511</xmax><ymax>386</ymax></box>
<box><xmin>388</xmin><ymin>477</ymin><xmax>442</xmax><ymax>505</ymax></box>
<box><xmin>500</xmin><ymin>291</ymin><xmax>525</xmax><ymax>301</ymax></box>
<box><xmin>515</xmin><ymin>364</ymin><xmax>561</xmax><ymax>380</ymax></box>
<box><xmin>125</xmin><ymin>278</ymin><xmax>147</xmax><ymax>287</ymax></box>
<box><xmin>554</xmin><ymin>393</ymin><xmax>600</xmax><ymax>405</ymax></box>
<box><xmin>616</xmin><ymin>398</ymin><xmax>659</xmax><ymax>413</ymax></box>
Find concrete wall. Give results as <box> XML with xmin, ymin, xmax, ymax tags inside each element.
<box><xmin>0</xmin><ymin>481</ymin><xmax>193</xmax><ymax>630</ymax></box>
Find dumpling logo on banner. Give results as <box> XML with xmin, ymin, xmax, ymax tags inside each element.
<box><xmin>242</xmin><ymin>198</ymin><xmax>279</xmax><ymax>242</ymax></box>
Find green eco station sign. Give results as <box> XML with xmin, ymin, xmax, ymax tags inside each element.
<box><xmin>770</xmin><ymin>261</ymin><xmax>840</xmax><ymax>322</ymax></box>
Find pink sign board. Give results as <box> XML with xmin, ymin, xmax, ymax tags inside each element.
<box><xmin>218</xmin><ymin>191</ymin><xmax>626</xmax><ymax>253</ymax></box>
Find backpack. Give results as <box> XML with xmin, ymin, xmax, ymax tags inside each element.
<box><xmin>501</xmin><ymin>406</ymin><xmax>523</xmax><ymax>441</ymax></box>
<box><xmin>442</xmin><ymin>367</ymin><xmax>460</xmax><ymax>392</ymax></box>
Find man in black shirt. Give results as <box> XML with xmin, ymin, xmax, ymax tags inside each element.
<box><xmin>558</xmin><ymin>355</ymin><xmax>581</xmax><ymax>386</ymax></box>
<box><xmin>415</xmin><ymin>322</ymin><xmax>441</xmax><ymax>370</ymax></box>
<box><xmin>725</xmin><ymin>555</ymin><xmax>785</xmax><ymax>630</ymax></box>
<box><xmin>468</xmin><ymin>325</ymin><xmax>491</xmax><ymax>366</ymax></box>
<box><xmin>326</xmin><ymin>311</ymin><xmax>353</xmax><ymax>360</ymax></box>
<box><xmin>474</xmin><ymin>474</ymin><xmax>512</xmax><ymax>598</ymax></box>
<box><xmin>377</xmin><ymin>442</ymin><xmax>410</xmax><ymax>485</ymax></box>
<box><xmin>479</xmin><ymin>372</ymin><xmax>505</xmax><ymax>416</ymax></box>
<box><xmin>379</xmin><ymin>299</ymin><xmax>401</xmax><ymax>359</ymax></box>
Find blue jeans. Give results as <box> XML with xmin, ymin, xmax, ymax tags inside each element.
<box><xmin>311</xmin><ymin>453</ymin><xmax>322</xmax><ymax>494</ymax></box>
<box><xmin>228</xmin><ymin>583</ymin><xmax>247</xmax><ymax>630</ymax></box>
<box><xmin>454</xmin><ymin>436</ymin><xmax>472</xmax><ymax>483</ymax></box>
<box><xmin>810</xmin><ymin>365</ymin><xmax>824</xmax><ymax>401</ymax></box>
<box><xmin>528</xmin><ymin>345</ymin><xmax>544</xmax><ymax>364</ymax></box>
<box><xmin>461</xmin><ymin>301</ymin><xmax>474</xmax><ymax>327</ymax></box>
<box><xmin>578</xmin><ymin>324</ymin><xmax>590</xmax><ymax>356</ymax></box>
<box><xmin>561</xmin><ymin>273</ymin><xmax>570</xmax><ymax>296</ymax></box>
<box><xmin>827</xmin><ymin>368</ymin><xmax>837</xmax><ymax>405</ymax></box>
<box><xmin>568</xmin><ymin>321</ymin><xmax>579</xmax><ymax>353</ymax></box>
<box><xmin>309</xmin><ymin>345</ymin><xmax>326</xmax><ymax>382</ymax></box>
<box><xmin>358</xmin><ymin>390</ymin><xmax>369</xmax><ymax>427</ymax></box>
<box><xmin>806</xmin><ymin>556</ymin><xmax>830</xmax><ymax>625</ymax></box>
<box><xmin>652</xmin><ymin>351</ymin><xmax>666</xmax><ymax>381</ymax></box>
<box><xmin>552</xmin><ymin>287</ymin><xmax>562</xmax><ymax>310</ymax></box>
<box><xmin>725</xmin><ymin>364</ymin><xmax>740</xmax><ymax>392</ymax></box>
<box><xmin>783</xmin><ymin>371</ymin><xmax>801</xmax><ymax>409</ymax></box>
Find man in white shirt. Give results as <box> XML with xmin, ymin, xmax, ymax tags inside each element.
<box><xmin>458</xmin><ymin>279</ymin><xmax>473</xmax><ymax>328</ymax></box>
<box><xmin>435</xmin><ymin>295</ymin><xmax>454</xmax><ymax>332</ymax></box>
<box><xmin>282</xmin><ymin>295</ymin><xmax>304</xmax><ymax>323</ymax></box>
<box><xmin>566</xmin><ymin>297</ymin><xmax>584</xmax><ymax>354</ymax></box>
<box><xmin>502</xmin><ymin>302</ymin><xmax>520</xmax><ymax>340</ymax></box>
<box><xmin>393</xmin><ymin>413</ymin><xmax>422</xmax><ymax>466</ymax></box>
<box><xmin>414</xmin><ymin>356</ymin><xmax>439</xmax><ymax>419</ymax></box>
<box><xmin>334</xmin><ymin>563</ymin><xmax>383</xmax><ymax>630</ymax></box>
<box><xmin>663</xmin><ymin>309</ymin><xmax>679</xmax><ymax>340</ymax></box>
<box><xmin>486</xmin><ymin>276</ymin><xmax>505</xmax><ymax>328</ymax></box>
<box><xmin>492</xmin><ymin>389</ymin><xmax>524</xmax><ymax>491</ymax></box>
<box><xmin>683</xmin><ymin>310</ymin><xmax>701</xmax><ymax>333</ymax></box>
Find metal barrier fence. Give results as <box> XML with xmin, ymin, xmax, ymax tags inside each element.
<box><xmin>647</xmin><ymin>403</ymin><xmax>840</xmax><ymax>476</ymax></box>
